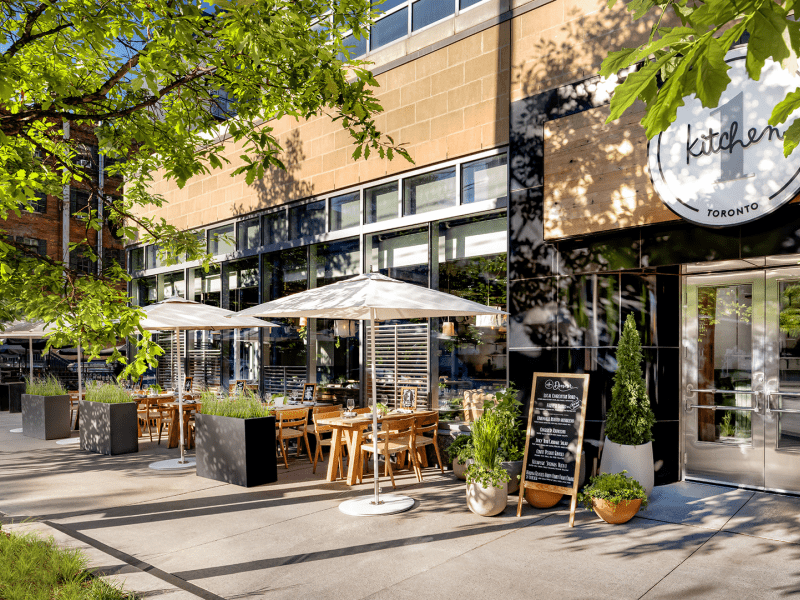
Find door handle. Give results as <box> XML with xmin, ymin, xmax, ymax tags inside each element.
<box><xmin>685</xmin><ymin>386</ymin><xmax>760</xmax><ymax>412</ymax></box>
<box><xmin>765</xmin><ymin>391</ymin><xmax>800</xmax><ymax>415</ymax></box>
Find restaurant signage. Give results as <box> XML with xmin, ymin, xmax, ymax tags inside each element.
<box><xmin>516</xmin><ymin>372</ymin><xmax>589</xmax><ymax>527</ymax></box>
<box><xmin>648</xmin><ymin>46</ymin><xmax>800</xmax><ymax>227</ymax></box>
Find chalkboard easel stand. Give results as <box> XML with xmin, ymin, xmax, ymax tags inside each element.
<box><xmin>516</xmin><ymin>372</ymin><xmax>589</xmax><ymax>528</ymax></box>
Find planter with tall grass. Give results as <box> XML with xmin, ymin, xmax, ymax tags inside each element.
<box><xmin>465</xmin><ymin>408</ymin><xmax>511</xmax><ymax>517</ymax></box>
<box><xmin>80</xmin><ymin>381</ymin><xmax>138</xmax><ymax>455</ymax></box>
<box><xmin>22</xmin><ymin>376</ymin><xmax>71</xmax><ymax>440</ymax></box>
<box><xmin>196</xmin><ymin>392</ymin><xmax>277</xmax><ymax>487</ymax></box>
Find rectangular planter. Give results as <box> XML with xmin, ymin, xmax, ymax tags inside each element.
<box><xmin>79</xmin><ymin>400</ymin><xmax>138</xmax><ymax>455</ymax></box>
<box><xmin>1</xmin><ymin>382</ymin><xmax>26</xmax><ymax>413</ymax></box>
<box><xmin>21</xmin><ymin>394</ymin><xmax>71</xmax><ymax>440</ymax></box>
<box><xmin>0</xmin><ymin>384</ymin><xmax>9</xmax><ymax>411</ymax></box>
<box><xmin>196</xmin><ymin>413</ymin><xmax>277</xmax><ymax>487</ymax></box>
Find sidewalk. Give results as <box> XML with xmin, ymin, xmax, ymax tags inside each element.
<box><xmin>2</xmin><ymin>411</ymin><xmax>798</xmax><ymax>599</ymax></box>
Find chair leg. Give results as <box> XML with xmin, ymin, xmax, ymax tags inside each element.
<box><xmin>280</xmin><ymin>437</ymin><xmax>289</xmax><ymax>469</ymax></box>
<box><xmin>386</xmin><ymin>454</ymin><xmax>396</xmax><ymax>489</ymax></box>
<box><xmin>303</xmin><ymin>433</ymin><xmax>313</xmax><ymax>463</ymax></box>
<box><xmin>312</xmin><ymin>439</ymin><xmax>321</xmax><ymax>474</ymax></box>
<box><xmin>432</xmin><ymin>439</ymin><xmax>444</xmax><ymax>473</ymax></box>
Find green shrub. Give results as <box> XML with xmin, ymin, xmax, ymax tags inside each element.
<box><xmin>25</xmin><ymin>375</ymin><xmax>67</xmax><ymax>397</ymax></box>
<box><xmin>200</xmin><ymin>390</ymin><xmax>271</xmax><ymax>419</ymax></box>
<box><xmin>0</xmin><ymin>526</ymin><xmax>137</xmax><ymax>599</ymax></box>
<box><xmin>577</xmin><ymin>470</ymin><xmax>648</xmax><ymax>511</ymax></box>
<box><xmin>605</xmin><ymin>314</ymin><xmax>656</xmax><ymax>446</ymax></box>
<box><xmin>446</xmin><ymin>434</ymin><xmax>473</xmax><ymax>465</ymax></box>
<box><xmin>485</xmin><ymin>384</ymin><xmax>524</xmax><ymax>461</ymax></box>
<box><xmin>465</xmin><ymin>409</ymin><xmax>510</xmax><ymax>488</ymax></box>
<box><xmin>85</xmin><ymin>381</ymin><xmax>133</xmax><ymax>404</ymax></box>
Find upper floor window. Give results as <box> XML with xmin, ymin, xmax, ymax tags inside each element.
<box><xmin>75</xmin><ymin>143</ymin><xmax>98</xmax><ymax>172</ymax></box>
<box><xmin>365</xmin><ymin>182</ymin><xmax>399</xmax><ymax>224</ymax></box>
<box><xmin>70</xmin><ymin>189</ymin><xmax>93</xmax><ymax>219</ymax></box>
<box><xmin>238</xmin><ymin>218</ymin><xmax>261</xmax><ymax>252</ymax></box>
<box><xmin>27</xmin><ymin>192</ymin><xmax>46</xmax><ymax>214</ymax></box>
<box><xmin>15</xmin><ymin>236</ymin><xmax>46</xmax><ymax>256</ymax></box>
<box><xmin>263</xmin><ymin>211</ymin><xmax>287</xmax><ymax>246</ymax></box>
<box><xmin>289</xmin><ymin>200</ymin><xmax>325</xmax><ymax>240</ymax></box>
<box><xmin>403</xmin><ymin>167</ymin><xmax>456</xmax><ymax>216</ymax></box>
<box><xmin>462</xmin><ymin>153</ymin><xmax>507</xmax><ymax>205</ymax></box>
<box><xmin>130</xmin><ymin>247</ymin><xmax>144</xmax><ymax>271</ymax></box>
<box><xmin>210</xmin><ymin>88</ymin><xmax>237</xmax><ymax>120</ymax></box>
<box><xmin>70</xmin><ymin>248</ymin><xmax>95</xmax><ymax>274</ymax></box>
<box><xmin>208</xmin><ymin>224</ymin><xmax>235</xmax><ymax>256</ymax></box>
<box><xmin>329</xmin><ymin>192</ymin><xmax>360</xmax><ymax>231</ymax></box>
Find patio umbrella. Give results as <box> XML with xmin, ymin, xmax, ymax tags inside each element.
<box><xmin>0</xmin><ymin>320</ymin><xmax>80</xmax><ymax>393</ymax></box>
<box><xmin>234</xmin><ymin>272</ymin><xmax>508</xmax><ymax>516</ymax></box>
<box><xmin>139</xmin><ymin>296</ymin><xmax>279</xmax><ymax>468</ymax></box>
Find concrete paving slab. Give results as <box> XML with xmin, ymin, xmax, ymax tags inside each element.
<box><xmin>642</xmin><ymin>530</ymin><xmax>800</xmax><ymax>599</ymax></box>
<box><xmin>641</xmin><ymin>481</ymin><xmax>754</xmax><ymax>530</ymax></box>
<box><xmin>722</xmin><ymin>491</ymin><xmax>800</xmax><ymax>544</ymax></box>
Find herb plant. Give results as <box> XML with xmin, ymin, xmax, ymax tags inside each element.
<box><xmin>605</xmin><ymin>314</ymin><xmax>656</xmax><ymax>446</ymax></box>
<box><xmin>465</xmin><ymin>409</ymin><xmax>511</xmax><ymax>489</ymax></box>
<box><xmin>25</xmin><ymin>375</ymin><xmax>67</xmax><ymax>397</ymax></box>
<box><xmin>577</xmin><ymin>471</ymin><xmax>649</xmax><ymax>511</ymax></box>
<box><xmin>446</xmin><ymin>434</ymin><xmax>473</xmax><ymax>465</ymax></box>
<box><xmin>85</xmin><ymin>381</ymin><xmax>133</xmax><ymax>404</ymax></box>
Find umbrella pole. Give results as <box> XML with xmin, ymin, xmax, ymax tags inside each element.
<box><xmin>371</xmin><ymin>309</ymin><xmax>380</xmax><ymax>505</ymax></box>
<box><xmin>29</xmin><ymin>338</ymin><xmax>33</xmax><ymax>381</ymax></box>
<box><xmin>77</xmin><ymin>342</ymin><xmax>82</xmax><ymax>400</ymax></box>
<box><xmin>176</xmin><ymin>327</ymin><xmax>186</xmax><ymax>464</ymax></box>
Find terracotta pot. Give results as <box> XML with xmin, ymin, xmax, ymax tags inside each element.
<box><xmin>525</xmin><ymin>488</ymin><xmax>563</xmax><ymax>508</ymax></box>
<box><xmin>466</xmin><ymin>479</ymin><xmax>508</xmax><ymax>517</ymax></box>
<box><xmin>598</xmin><ymin>437</ymin><xmax>654</xmax><ymax>497</ymax></box>
<box><xmin>591</xmin><ymin>498</ymin><xmax>642</xmax><ymax>524</ymax></box>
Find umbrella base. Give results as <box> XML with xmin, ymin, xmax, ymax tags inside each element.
<box><xmin>55</xmin><ymin>437</ymin><xmax>80</xmax><ymax>445</ymax></box>
<box><xmin>339</xmin><ymin>494</ymin><xmax>415</xmax><ymax>516</ymax></box>
<box><xmin>9</xmin><ymin>428</ymin><xmax>22</xmax><ymax>433</ymax></box>
<box><xmin>149</xmin><ymin>457</ymin><xmax>196</xmax><ymax>471</ymax></box>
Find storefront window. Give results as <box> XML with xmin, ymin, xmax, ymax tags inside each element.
<box><xmin>312</xmin><ymin>238</ymin><xmax>360</xmax><ymax>288</ymax></box>
<box><xmin>191</xmin><ymin>264</ymin><xmax>221</xmax><ymax>307</ymax></box>
<box><xmin>365</xmin><ymin>182</ymin><xmax>398</xmax><ymax>224</ymax></box>
<box><xmin>403</xmin><ymin>167</ymin><xmax>456</xmax><ymax>216</ymax></box>
<box><xmin>262</xmin><ymin>247</ymin><xmax>308</xmax><ymax>301</ymax></box>
<box><xmin>208</xmin><ymin>224</ymin><xmax>235</xmax><ymax>256</ymax></box>
<box><xmin>263</xmin><ymin>211</ymin><xmax>286</xmax><ymax>246</ymax></box>
<box><xmin>226</xmin><ymin>257</ymin><xmax>259</xmax><ymax>313</ymax></box>
<box><xmin>368</xmin><ymin>226</ymin><xmax>429</xmax><ymax>286</ymax></box>
<box><xmin>462</xmin><ymin>153</ymin><xmax>507</xmax><ymax>205</ymax></box>
<box><xmin>134</xmin><ymin>277</ymin><xmax>157</xmax><ymax>306</ymax></box>
<box><xmin>329</xmin><ymin>191</ymin><xmax>360</xmax><ymax>231</ymax></box>
<box><xmin>145</xmin><ymin>245</ymin><xmax>160</xmax><ymax>270</ymax></box>
<box><xmin>437</xmin><ymin>214</ymin><xmax>507</xmax><ymax>391</ymax></box>
<box><xmin>161</xmin><ymin>271</ymin><xmax>185</xmax><ymax>299</ymax></box>
<box><xmin>289</xmin><ymin>200</ymin><xmax>325</xmax><ymax>239</ymax></box>
<box><xmin>238</xmin><ymin>218</ymin><xmax>260</xmax><ymax>252</ymax></box>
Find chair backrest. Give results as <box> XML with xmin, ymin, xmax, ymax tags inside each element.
<box><xmin>313</xmin><ymin>405</ymin><xmax>340</xmax><ymax>417</ymax></box>
<box><xmin>385</xmin><ymin>416</ymin><xmax>415</xmax><ymax>437</ymax></box>
<box><xmin>353</xmin><ymin>407</ymin><xmax>371</xmax><ymax>415</ymax></box>
<box><xmin>414</xmin><ymin>413</ymin><xmax>439</xmax><ymax>435</ymax></box>
<box><xmin>313</xmin><ymin>409</ymin><xmax>343</xmax><ymax>433</ymax></box>
<box><xmin>277</xmin><ymin>408</ymin><xmax>308</xmax><ymax>430</ymax></box>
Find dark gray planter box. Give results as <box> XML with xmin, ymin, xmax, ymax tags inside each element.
<box><xmin>79</xmin><ymin>400</ymin><xmax>138</xmax><ymax>455</ymax></box>
<box><xmin>4</xmin><ymin>382</ymin><xmax>25</xmax><ymax>413</ymax></box>
<box><xmin>0</xmin><ymin>384</ymin><xmax>9</xmax><ymax>411</ymax></box>
<box><xmin>21</xmin><ymin>394</ymin><xmax>71</xmax><ymax>440</ymax></box>
<box><xmin>196</xmin><ymin>413</ymin><xmax>277</xmax><ymax>487</ymax></box>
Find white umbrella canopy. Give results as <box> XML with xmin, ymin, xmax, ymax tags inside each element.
<box><xmin>233</xmin><ymin>272</ymin><xmax>508</xmax><ymax>515</ymax></box>
<box><xmin>138</xmin><ymin>296</ymin><xmax>278</xmax><ymax>466</ymax></box>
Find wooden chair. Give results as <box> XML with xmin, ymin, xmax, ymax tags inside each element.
<box><xmin>136</xmin><ymin>398</ymin><xmax>155</xmax><ymax>441</ymax></box>
<box><xmin>69</xmin><ymin>392</ymin><xmax>80</xmax><ymax>429</ymax></box>
<box><xmin>353</xmin><ymin>407</ymin><xmax>371</xmax><ymax>415</ymax></box>
<box><xmin>276</xmin><ymin>408</ymin><xmax>312</xmax><ymax>469</ymax></box>
<box><xmin>360</xmin><ymin>416</ymin><xmax>420</xmax><ymax>490</ymax></box>
<box><xmin>311</xmin><ymin>407</ymin><xmax>344</xmax><ymax>474</ymax></box>
<box><xmin>413</xmin><ymin>413</ymin><xmax>445</xmax><ymax>475</ymax></box>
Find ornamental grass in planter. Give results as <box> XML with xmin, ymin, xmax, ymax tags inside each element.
<box><xmin>196</xmin><ymin>391</ymin><xmax>277</xmax><ymax>487</ymax></box>
<box><xmin>80</xmin><ymin>381</ymin><xmax>138</xmax><ymax>455</ymax></box>
<box><xmin>490</xmin><ymin>384</ymin><xmax>525</xmax><ymax>494</ymax></box>
<box><xmin>599</xmin><ymin>314</ymin><xmax>657</xmax><ymax>495</ymax></box>
<box><xmin>465</xmin><ymin>408</ymin><xmax>510</xmax><ymax>517</ymax></box>
<box><xmin>578</xmin><ymin>470</ymin><xmax>648</xmax><ymax>524</ymax></box>
<box><xmin>22</xmin><ymin>376</ymin><xmax>71</xmax><ymax>440</ymax></box>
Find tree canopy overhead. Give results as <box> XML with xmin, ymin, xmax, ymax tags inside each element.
<box><xmin>601</xmin><ymin>0</ymin><xmax>800</xmax><ymax>156</ymax></box>
<box><xmin>0</xmin><ymin>0</ymin><xmax>407</xmax><ymax>373</ymax></box>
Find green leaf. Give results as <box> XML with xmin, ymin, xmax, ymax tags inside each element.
<box><xmin>783</xmin><ymin>117</ymin><xmax>800</xmax><ymax>157</ymax></box>
<box><xmin>746</xmin><ymin>0</ymin><xmax>791</xmax><ymax>80</ymax></box>
<box><xmin>695</xmin><ymin>37</ymin><xmax>731</xmax><ymax>108</ymax></box>
<box><xmin>607</xmin><ymin>51</ymin><xmax>679</xmax><ymax>123</ymax></box>
<box><xmin>770</xmin><ymin>88</ymin><xmax>800</xmax><ymax>126</ymax></box>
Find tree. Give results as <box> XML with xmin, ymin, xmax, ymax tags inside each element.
<box><xmin>605</xmin><ymin>314</ymin><xmax>655</xmax><ymax>446</ymax></box>
<box><xmin>600</xmin><ymin>0</ymin><xmax>800</xmax><ymax>156</ymax></box>
<box><xmin>0</xmin><ymin>0</ymin><xmax>409</xmax><ymax>374</ymax></box>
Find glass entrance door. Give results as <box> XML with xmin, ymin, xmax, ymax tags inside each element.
<box><xmin>683</xmin><ymin>267</ymin><xmax>800</xmax><ymax>493</ymax></box>
<box><xmin>683</xmin><ymin>271</ymin><xmax>765</xmax><ymax>488</ymax></box>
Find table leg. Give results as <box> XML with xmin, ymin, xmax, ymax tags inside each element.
<box><xmin>325</xmin><ymin>426</ymin><xmax>343</xmax><ymax>482</ymax></box>
<box><xmin>166</xmin><ymin>408</ymin><xmax>180</xmax><ymax>449</ymax></box>
<box><xmin>346</xmin><ymin>427</ymin><xmax>365</xmax><ymax>486</ymax></box>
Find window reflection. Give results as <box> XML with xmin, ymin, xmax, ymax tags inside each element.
<box><xmin>192</xmin><ymin>264</ymin><xmax>221</xmax><ymax>307</ymax></box>
<box><xmin>368</xmin><ymin>226</ymin><xmax>429</xmax><ymax>286</ymax></box>
<box><xmin>404</xmin><ymin>168</ymin><xmax>456</xmax><ymax>216</ymax></box>
<box><xmin>289</xmin><ymin>200</ymin><xmax>325</xmax><ymax>239</ymax></box>
<box><xmin>208</xmin><ymin>224</ymin><xmax>235</xmax><ymax>256</ymax></box>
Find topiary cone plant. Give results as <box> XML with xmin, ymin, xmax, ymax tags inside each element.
<box><xmin>599</xmin><ymin>314</ymin><xmax>656</xmax><ymax>496</ymax></box>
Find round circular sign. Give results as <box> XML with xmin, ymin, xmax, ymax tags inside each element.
<box><xmin>648</xmin><ymin>46</ymin><xmax>800</xmax><ymax>227</ymax></box>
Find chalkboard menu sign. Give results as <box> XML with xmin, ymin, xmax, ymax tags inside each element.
<box><xmin>516</xmin><ymin>372</ymin><xmax>589</xmax><ymax>527</ymax></box>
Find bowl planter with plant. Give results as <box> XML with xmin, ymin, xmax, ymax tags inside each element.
<box><xmin>465</xmin><ymin>409</ymin><xmax>511</xmax><ymax>517</ymax></box>
<box><xmin>578</xmin><ymin>471</ymin><xmax>648</xmax><ymax>524</ymax></box>
<box><xmin>80</xmin><ymin>381</ymin><xmax>138</xmax><ymax>455</ymax></box>
<box><xmin>488</xmin><ymin>384</ymin><xmax>525</xmax><ymax>494</ymax></box>
<box><xmin>599</xmin><ymin>314</ymin><xmax>657</xmax><ymax>496</ymax></box>
<box><xmin>195</xmin><ymin>391</ymin><xmax>277</xmax><ymax>487</ymax></box>
<box><xmin>446</xmin><ymin>434</ymin><xmax>473</xmax><ymax>480</ymax></box>
<box><xmin>21</xmin><ymin>376</ymin><xmax>71</xmax><ymax>440</ymax></box>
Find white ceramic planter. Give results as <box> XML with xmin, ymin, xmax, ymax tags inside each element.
<box><xmin>453</xmin><ymin>459</ymin><xmax>468</xmax><ymax>480</ymax></box>
<box><xmin>598</xmin><ymin>437</ymin><xmax>654</xmax><ymax>496</ymax></box>
<box><xmin>466</xmin><ymin>479</ymin><xmax>508</xmax><ymax>517</ymax></box>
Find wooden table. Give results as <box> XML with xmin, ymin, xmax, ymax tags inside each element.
<box><xmin>160</xmin><ymin>401</ymin><xmax>200</xmax><ymax>449</ymax></box>
<box><xmin>316</xmin><ymin>410</ymin><xmax>436</xmax><ymax>485</ymax></box>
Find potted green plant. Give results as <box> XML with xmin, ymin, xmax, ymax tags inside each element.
<box><xmin>465</xmin><ymin>408</ymin><xmax>510</xmax><ymax>516</ymax></box>
<box><xmin>578</xmin><ymin>470</ymin><xmax>648</xmax><ymax>524</ymax></box>
<box><xmin>446</xmin><ymin>434</ymin><xmax>473</xmax><ymax>480</ymax></box>
<box><xmin>21</xmin><ymin>376</ymin><xmax>71</xmax><ymax>440</ymax></box>
<box><xmin>599</xmin><ymin>314</ymin><xmax>656</xmax><ymax>495</ymax></box>
<box><xmin>80</xmin><ymin>381</ymin><xmax>138</xmax><ymax>455</ymax></box>
<box><xmin>195</xmin><ymin>391</ymin><xmax>277</xmax><ymax>487</ymax></box>
<box><xmin>486</xmin><ymin>384</ymin><xmax>525</xmax><ymax>494</ymax></box>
